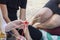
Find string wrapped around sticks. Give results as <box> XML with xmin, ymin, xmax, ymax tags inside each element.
<box><xmin>8</xmin><ymin>16</ymin><xmax>41</xmax><ymax>40</ymax></box>
<box><xmin>7</xmin><ymin>20</ymin><xmax>29</xmax><ymax>40</ymax></box>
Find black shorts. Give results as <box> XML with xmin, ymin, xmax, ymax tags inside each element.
<box><xmin>44</xmin><ymin>0</ymin><xmax>60</xmax><ymax>15</ymax></box>
<box><xmin>28</xmin><ymin>25</ymin><xmax>42</xmax><ymax>40</ymax></box>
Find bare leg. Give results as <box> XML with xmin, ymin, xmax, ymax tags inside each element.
<box><xmin>31</xmin><ymin>7</ymin><xmax>53</xmax><ymax>25</ymax></box>
<box><xmin>24</xmin><ymin>25</ymin><xmax>42</xmax><ymax>40</ymax></box>
<box><xmin>43</xmin><ymin>14</ymin><xmax>60</xmax><ymax>29</ymax></box>
<box><xmin>33</xmin><ymin>14</ymin><xmax>60</xmax><ymax>29</ymax></box>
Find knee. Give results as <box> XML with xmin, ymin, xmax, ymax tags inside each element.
<box><xmin>32</xmin><ymin>7</ymin><xmax>53</xmax><ymax>24</ymax></box>
<box><xmin>37</xmin><ymin>8</ymin><xmax>53</xmax><ymax>23</ymax></box>
<box><xmin>42</xmin><ymin>7</ymin><xmax>53</xmax><ymax>18</ymax></box>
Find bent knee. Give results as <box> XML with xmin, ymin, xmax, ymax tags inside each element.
<box><xmin>34</xmin><ymin>7</ymin><xmax>54</xmax><ymax>23</ymax></box>
<box><xmin>37</xmin><ymin>8</ymin><xmax>53</xmax><ymax>22</ymax></box>
<box><xmin>37</xmin><ymin>7</ymin><xmax>53</xmax><ymax>16</ymax></box>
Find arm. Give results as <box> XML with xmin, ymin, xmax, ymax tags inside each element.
<box><xmin>0</xmin><ymin>4</ymin><xmax>10</xmax><ymax>23</ymax></box>
<box><xmin>5</xmin><ymin>20</ymin><xmax>24</xmax><ymax>32</ymax></box>
<box><xmin>19</xmin><ymin>8</ymin><xmax>26</xmax><ymax>20</ymax></box>
<box><xmin>19</xmin><ymin>0</ymin><xmax>27</xmax><ymax>21</ymax></box>
<box><xmin>24</xmin><ymin>25</ymin><xmax>42</xmax><ymax>40</ymax></box>
<box><xmin>0</xmin><ymin>4</ymin><xmax>22</xmax><ymax>38</ymax></box>
<box><xmin>24</xmin><ymin>26</ymin><xmax>32</xmax><ymax>40</ymax></box>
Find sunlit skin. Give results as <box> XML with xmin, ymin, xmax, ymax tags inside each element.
<box><xmin>58</xmin><ymin>4</ymin><xmax>60</xmax><ymax>8</ymax></box>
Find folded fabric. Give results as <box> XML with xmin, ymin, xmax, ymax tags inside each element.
<box><xmin>40</xmin><ymin>30</ymin><xmax>60</xmax><ymax>40</ymax></box>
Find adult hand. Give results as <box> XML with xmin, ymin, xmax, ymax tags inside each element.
<box><xmin>5</xmin><ymin>20</ymin><xmax>25</xmax><ymax>32</ymax></box>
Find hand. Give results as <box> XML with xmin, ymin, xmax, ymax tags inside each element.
<box><xmin>16</xmin><ymin>35</ymin><xmax>26</xmax><ymax>40</ymax></box>
<box><xmin>5</xmin><ymin>20</ymin><xmax>25</xmax><ymax>32</ymax></box>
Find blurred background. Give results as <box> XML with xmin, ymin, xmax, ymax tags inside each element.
<box><xmin>17</xmin><ymin>0</ymin><xmax>49</xmax><ymax>22</ymax></box>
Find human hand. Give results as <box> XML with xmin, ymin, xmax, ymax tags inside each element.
<box><xmin>16</xmin><ymin>35</ymin><xmax>26</xmax><ymax>40</ymax></box>
<box><xmin>5</xmin><ymin>20</ymin><xmax>25</xmax><ymax>32</ymax></box>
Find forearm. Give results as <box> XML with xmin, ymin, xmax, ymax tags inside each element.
<box><xmin>11</xmin><ymin>29</ymin><xmax>20</xmax><ymax>37</ymax></box>
<box><xmin>5</xmin><ymin>20</ymin><xmax>24</xmax><ymax>37</ymax></box>
<box><xmin>1</xmin><ymin>4</ymin><xmax>10</xmax><ymax>23</ymax></box>
<box><xmin>5</xmin><ymin>24</ymin><xmax>19</xmax><ymax>34</ymax></box>
<box><xmin>58</xmin><ymin>4</ymin><xmax>60</xmax><ymax>8</ymax></box>
<box><xmin>24</xmin><ymin>31</ymin><xmax>32</xmax><ymax>40</ymax></box>
<box><xmin>19</xmin><ymin>8</ymin><xmax>26</xmax><ymax>21</ymax></box>
<box><xmin>24</xmin><ymin>27</ymin><xmax>32</xmax><ymax>40</ymax></box>
<box><xmin>3</xmin><ymin>16</ymin><xmax>10</xmax><ymax>23</ymax></box>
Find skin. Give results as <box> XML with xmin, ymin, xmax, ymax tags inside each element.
<box><xmin>23</xmin><ymin>7</ymin><xmax>60</xmax><ymax>40</ymax></box>
<box><xmin>5</xmin><ymin>20</ymin><xmax>27</xmax><ymax>40</ymax></box>
<box><xmin>6</xmin><ymin>13</ymin><xmax>60</xmax><ymax>40</ymax></box>
<box><xmin>33</xmin><ymin>14</ymin><xmax>60</xmax><ymax>29</ymax></box>
<box><xmin>20</xmin><ymin>8</ymin><xmax>26</xmax><ymax>21</ymax></box>
<box><xmin>31</xmin><ymin>7</ymin><xmax>60</xmax><ymax>29</ymax></box>
<box><xmin>2</xmin><ymin>2</ymin><xmax>60</xmax><ymax>40</ymax></box>
<box><xmin>12</xmin><ymin>7</ymin><xmax>27</xmax><ymax>40</ymax></box>
<box><xmin>0</xmin><ymin>4</ymin><xmax>10</xmax><ymax>23</ymax></box>
<box><xmin>0</xmin><ymin>4</ymin><xmax>22</xmax><ymax>40</ymax></box>
<box><xmin>58</xmin><ymin>4</ymin><xmax>60</xmax><ymax>8</ymax></box>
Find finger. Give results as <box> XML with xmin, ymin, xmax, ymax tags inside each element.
<box><xmin>16</xmin><ymin>24</ymin><xmax>25</xmax><ymax>29</ymax></box>
<box><xmin>13</xmin><ymin>20</ymin><xmax>23</xmax><ymax>24</ymax></box>
<box><xmin>12</xmin><ymin>20</ymin><xmax>24</xmax><ymax>25</ymax></box>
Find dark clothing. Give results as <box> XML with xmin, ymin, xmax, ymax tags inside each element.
<box><xmin>28</xmin><ymin>25</ymin><xmax>42</xmax><ymax>40</ymax></box>
<box><xmin>6</xmin><ymin>0</ymin><xmax>27</xmax><ymax>10</ymax></box>
<box><xmin>6</xmin><ymin>0</ymin><xmax>27</xmax><ymax>21</ymax></box>
<box><xmin>19</xmin><ymin>0</ymin><xmax>27</xmax><ymax>9</ymax></box>
<box><xmin>7</xmin><ymin>25</ymin><xmax>42</xmax><ymax>40</ymax></box>
<box><xmin>8</xmin><ymin>8</ymin><xmax>17</xmax><ymax>21</ymax></box>
<box><xmin>6</xmin><ymin>0</ymin><xmax>27</xmax><ymax>39</ymax></box>
<box><xmin>16</xmin><ymin>25</ymin><xmax>42</xmax><ymax>40</ymax></box>
<box><xmin>44</xmin><ymin>0</ymin><xmax>60</xmax><ymax>36</ymax></box>
<box><xmin>44</xmin><ymin>0</ymin><xmax>60</xmax><ymax>15</ymax></box>
<box><xmin>0</xmin><ymin>0</ymin><xmax>6</xmax><ymax>4</ymax></box>
<box><xmin>18</xmin><ymin>25</ymin><xmax>42</xmax><ymax>40</ymax></box>
<box><xmin>44</xmin><ymin>27</ymin><xmax>60</xmax><ymax>36</ymax></box>
<box><xmin>56</xmin><ymin>0</ymin><xmax>60</xmax><ymax>4</ymax></box>
<box><xmin>0</xmin><ymin>0</ymin><xmax>27</xmax><ymax>21</ymax></box>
